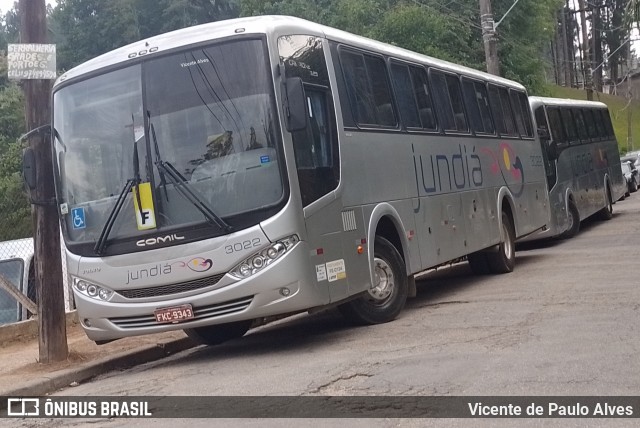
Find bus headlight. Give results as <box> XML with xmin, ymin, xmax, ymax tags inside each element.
<box><xmin>230</xmin><ymin>235</ymin><xmax>299</xmax><ymax>279</ymax></box>
<box><xmin>72</xmin><ymin>277</ymin><xmax>114</xmax><ymax>301</ymax></box>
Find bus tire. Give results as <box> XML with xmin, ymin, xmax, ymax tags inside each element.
<box><xmin>338</xmin><ymin>236</ymin><xmax>408</xmax><ymax>325</ymax></box>
<box><xmin>486</xmin><ymin>212</ymin><xmax>516</xmax><ymax>274</ymax></box>
<box><xmin>468</xmin><ymin>252</ymin><xmax>491</xmax><ymax>275</ymax></box>
<box><xmin>184</xmin><ymin>319</ymin><xmax>253</xmax><ymax>346</ymax></box>
<box><xmin>596</xmin><ymin>185</ymin><xmax>613</xmax><ymax>220</ymax></box>
<box><xmin>559</xmin><ymin>200</ymin><xmax>580</xmax><ymax>239</ymax></box>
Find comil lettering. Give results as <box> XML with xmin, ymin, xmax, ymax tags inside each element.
<box><xmin>136</xmin><ymin>234</ymin><xmax>185</xmax><ymax>247</ymax></box>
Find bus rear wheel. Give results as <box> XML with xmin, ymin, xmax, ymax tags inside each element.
<box><xmin>596</xmin><ymin>185</ymin><xmax>613</xmax><ymax>220</ymax></box>
<box><xmin>559</xmin><ymin>200</ymin><xmax>580</xmax><ymax>239</ymax></box>
<box><xmin>184</xmin><ymin>319</ymin><xmax>253</xmax><ymax>346</ymax></box>
<box><xmin>338</xmin><ymin>236</ymin><xmax>408</xmax><ymax>325</ymax></box>
<box><xmin>485</xmin><ymin>212</ymin><xmax>516</xmax><ymax>274</ymax></box>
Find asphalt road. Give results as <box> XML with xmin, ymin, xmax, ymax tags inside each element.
<box><xmin>19</xmin><ymin>193</ymin><xmax>640</xmax><ymax>427</ymax></box>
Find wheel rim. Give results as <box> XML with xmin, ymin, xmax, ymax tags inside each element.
<box><xmin>567</xmin><ymin>207</ymin><xmax>574</xmax><ymax>230</ymax></box>
<box><xmin>502</xmin><ymin>222</ymin><xmax>513</xmax><ymax>260</ymax></box>
<box><xmin>367</xmin><ymin>257</ymin><xmax>395</xmax><ymax>303</ymax></box>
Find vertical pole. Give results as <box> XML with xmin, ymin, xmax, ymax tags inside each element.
<box><xmin>561</xmin><ymin>4</ymin><xmax>572</xmax><ymax>87</ymax></box>
<box><xmin>479</xmin><ymin>0</ymin><xmax>500</xmax><ymax>76</ymax></box>
<box><xmin>577</xmin><ymin>0</ymin><xmax>593</xmax><ymax>100</ymax></box>
<box><xmin>627</xmin><ymin>37</ymin><xmax>633</xmax><ymax>152</ymax></box>
<box><xmin>19</xmin><ymin>0</ymin><xmax>68</xmax><ymax>363</ymax></box>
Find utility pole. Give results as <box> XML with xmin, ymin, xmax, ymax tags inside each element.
<box><xmin>577</xmin><ymin>0</ymin><xmax>594</xmax><ymax>100</ymax></box>
<box><xmin>479</xmin><ymin>0</ymin><xmax>500</xmax><ymax>75</ymax></box>
<box><xmin>19</xmin><ymin>0</ymin><xmax>68</xmax><ymax>363</ymax></box>
<box><xmin>627</xmin><ymin>27</ymin><xmax>633</xmax><ymax>152</ymax></box>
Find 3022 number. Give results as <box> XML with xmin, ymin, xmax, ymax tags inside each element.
<box><xmin>225</xmin><ymin>238</ymin><xmax>261</xmax><ymax>254</ymax></box>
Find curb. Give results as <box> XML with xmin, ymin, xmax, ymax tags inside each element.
<box><xmin>3</xmin><ymin>337</ymin><xmax>195</xmax><ymax>397</ymax></box>
<box><xmin>0</xmin><ymin>311</ymin><xmax>79</xmax><ymax>346</ymax></box>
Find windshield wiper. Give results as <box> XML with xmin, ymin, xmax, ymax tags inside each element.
<box><xmin>94</xmin><ymin>121</ymin><xmax>144</xmax><ymax>255</ymax></box>
<box><xmin>148</xmin><ymin>113</ymin><xmax>232</xmax><ymax>233</ymax></box>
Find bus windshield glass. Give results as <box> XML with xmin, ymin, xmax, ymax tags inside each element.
<box><xmin>53</xmin><ymin>38</ymin><xmax>285</xmax><ymax>254</ymax></box>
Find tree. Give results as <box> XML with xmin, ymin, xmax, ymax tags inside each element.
<box><xmin>0</xmin><ymin>52</ymin><xmax>30</xmax><ymax>241</ymax></box>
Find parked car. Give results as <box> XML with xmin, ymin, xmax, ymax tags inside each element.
<box><xmin>621</xmin><ymin>151</ymin><xmax>640</xmax><ymax>168</ymax></box>
<box><xmin>621</xmin><ymin>161</ymin><xmax>638</xmax><ymax>196</ymax></box>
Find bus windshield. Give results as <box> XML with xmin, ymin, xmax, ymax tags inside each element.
<box><xmin>53</xmin><ymin>38</ymin><xmax>285</xmax><ymax>255</ymax></box>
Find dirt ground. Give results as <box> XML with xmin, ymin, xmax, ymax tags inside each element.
<box><xmin>0</xmin><ymin>318</ymin><xmax>187</xmax><ymax>393</ymax></box>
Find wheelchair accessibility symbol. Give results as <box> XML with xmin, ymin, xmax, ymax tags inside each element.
<box><xmin>71</xmin><ymin>207</ymin><xmax>86</xmax><ymax>229</ymax></box>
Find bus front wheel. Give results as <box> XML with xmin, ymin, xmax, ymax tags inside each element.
<box><xmin>485</xmin><ymin>212</ymin><xmax>516</xmax><ymax>274</ymax></box>
<box><xmin>338</xmin><ymin>236</ymin><xmax>408</xmax><ymax>325</ymax></box>
<box><xmin>184</xmin><ymin>319</ymin><xmax>253</xmax><ymax>346</ymax></box>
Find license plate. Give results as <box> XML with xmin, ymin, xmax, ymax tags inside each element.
<box><xmin>154</xmin><ymin>304</ymin><xmax>194</xmax><ymax>324</ymax></box>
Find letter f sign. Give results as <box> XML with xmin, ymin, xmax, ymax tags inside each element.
<box><xmin>133</xmin><ymin>182</ymin><xmax>157</xmax><ymax>230</ymax></box>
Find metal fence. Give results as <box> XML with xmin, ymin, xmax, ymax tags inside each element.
<box><xmin>0</xmin><ymin>178</ymin><xmax>70</xmax><ymax>325</ymax></box>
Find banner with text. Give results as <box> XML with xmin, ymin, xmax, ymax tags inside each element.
<box><xmin>2</xmin><ymin>396</ymin><xmax>640</xmax><ymax>418</ymax></box>
<box><xmin>7</xmin><ymin>44</ymin><xmax>56</xmax><ymax>80</ymax></box>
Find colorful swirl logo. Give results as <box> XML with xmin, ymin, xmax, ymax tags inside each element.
<box><xmin>187</xmin><ymin>257</ymin><xmax>213</xmax><ymax>272</ymax></box>
<box><xmin>481</xmin><ymin>143</ymin><xmax>525</xmax><ymax>197</ymax></box>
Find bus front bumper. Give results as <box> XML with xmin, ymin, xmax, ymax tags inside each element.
<box><xmin>74</xmin><ymin>241</ymin><xmax>329</xmax><ymax>342</ymax></box>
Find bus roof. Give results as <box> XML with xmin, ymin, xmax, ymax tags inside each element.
<box><xmin>54</xmin><ymin>15</ymin><xmax>526</xmax><ymax>91</ymax></box>
<box><xmin>529</xmin><ymin>96</ymin><xmax>608</xmax><ymax>110</ymax></box>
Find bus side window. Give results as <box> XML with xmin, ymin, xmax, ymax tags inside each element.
<box><xmin>497</xmin><ymin>87</ymin><xmax>517</xmax><ymax>136</ymax></box>
<box><xmin>339</xmin><ymin>49</ymin><xmax>397</xmax><ymax>127</ymax></box>
<box><xmin>593</xmin><ymin>109</ymin><xmax>606</xmax><ymax>138</ymax></box>
<box><xmin>601</xmin><ymin>109</ymin><xmax>615</xmax><ymax>138</ymax></box>
<box><xmin>462</xmin><ymin>78</ymin><xmax>494</xmax><ymax>135</ymax></box>
<box><xmin>409</xmin><ymin>66</ymin><xmax>437</xmax><ymax>131</ymax></box>
<box><xmin>546</xmin><ymin>107</ymin><xmax>566</xmax><ymax>145</ymax></box>
<box><xmin>390</xmin><ymin>62</ymin><xmax>422</xmax><ymax>128</ymax></box>
<box><xmin>572</xmin><ymin>108</ymin><xmax>589</xmax><ymax>142</ymax></box>
<box><xmin>511</xmin><ymin>91</ymin><xmax>534</xmax><ymax>138</ymax></box>
<box><xmin>445</xmin><ymin>74</ymin><xmax>468</xmax><ymax>133</ymax></box>
<box><xmin>488</xmin><ymin>84</ymin><xmax>517</xmax><ymax>137</ymax></box>
<box><xmin>583</xmin><ymin>108</ymin><xmax>599</xmax><ymax>140</ymax></box>
<box><xmin>560</xmin><ymin>108</ymin><xmax>579</xmax><ymax>143</ymax></box>
<box><xmin>430</xmin><ymin>70</ymin><xmax>467</xmax><ymax>133</ymax></box>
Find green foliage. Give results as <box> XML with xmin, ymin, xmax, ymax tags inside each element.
<box><xmin>492</xmin><ymin>0</ymin><xmax>563</xmax><ymax>93</ymax></box>
<box><xmin>0</xmin><ymin>51</ymin><xmax>30</xmax><ymax>240</ymax></box>
<box><xmin>370</xmin><ymin>2</ymin><xmax>481</xmax><ymax>67</ymax></box>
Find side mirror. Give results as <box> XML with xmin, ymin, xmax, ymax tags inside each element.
<box><xmin>537</xmin><ymin>126</ymin><xmax>550</xmax><ymax>141</ymax></box>
<box><xmin>283</xmin><ymin>77</ymin><xmax>307</xmax><ymax>132</ymax></box>
<box><xmin>22</xmin><ymin>147</ymin><xmax>37</xmax><ymax>190</ymax></box>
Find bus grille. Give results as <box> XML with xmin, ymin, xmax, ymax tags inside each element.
<box><xmin>117</xmin><ymin>272</ymin><xmax>227</xmax><ymax>299</ymax></box>
<box><xmin>109</xmin><ymin>296</ymin><xmax>254</xmax><ymax>329</ymax></box>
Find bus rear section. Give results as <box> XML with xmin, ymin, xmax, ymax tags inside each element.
<box><xmin>522</xmin><ymin>97</ymin><xmax>625</xmax><ymax>241</ymax></box>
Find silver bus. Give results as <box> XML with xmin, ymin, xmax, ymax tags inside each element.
<box><xmin>526</xmin><ymin>97</ymin><xmax>625</xmax><ymax>240</ymax></box>
<box><xmin>51</xmin><ymin>16</ymin><xmax>549</xmax><ymax>345</ymax></box>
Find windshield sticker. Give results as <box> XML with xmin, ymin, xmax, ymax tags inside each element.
<box><xmin>133</xmin><ymin>125</ymin><xmax>145</xmax><ymax>142</ymax></box>
<box><xmin>133</xmin><ymin>182</ymin><xmax>157</xmax><ymax>230</ymax></box>
<box><xmin>260</xmin><ymin>155</ymin><xmax>270</xmax><ymax>164</ymax></box>
<box><xmin>60</xmin><ymin>203</ymin><xmax>69</xmax><ymax>215</ymax></box>
<box><xmin>71</xmin><ymin>207</ymin><xmax>86</xmax><ymax>229</ymax></box>
<box><xmin>326</xmin><ymin>259</ymin><xmax>346</xmax><ymax>282</ymax></box>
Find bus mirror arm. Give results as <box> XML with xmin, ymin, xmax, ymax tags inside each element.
<box><xmin>537</xmin><ymin>126</ymin><xmax>550</xmax><ymax>141</ymax></box>
<box><xmin>284</xmin><ymin>77</ymin><xmax>307</xmax><ymax>132</ymax></box>
<box><xmin>547</xmin><ymin>141</ymin><xmax>558</xmax><ymax>161</ymax></box>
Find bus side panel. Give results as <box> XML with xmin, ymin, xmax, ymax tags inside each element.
<box><xmin>462</xmin><ymin>187</ymin><xmax>500</xmax><ymax>253</ymax></box>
